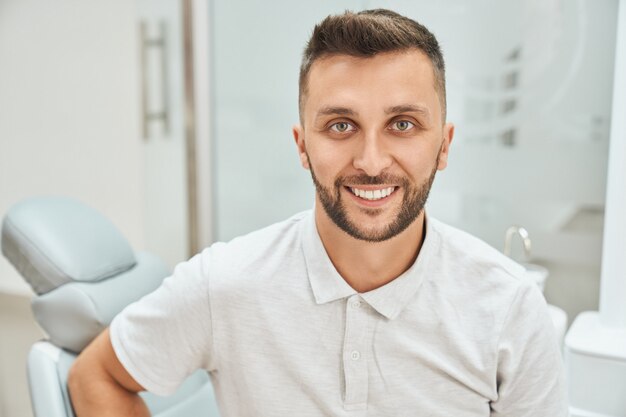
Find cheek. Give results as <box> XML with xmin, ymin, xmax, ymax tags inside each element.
<box><xmin>395</xmin><ymin>145</ymin><xmax>440</xmax><ymax>177</ymax></box>
<box><xmin>311</xmin><ymin>159</ymin><xmax>341</xmax><ymax>183</ymax></box>
<box><xmin>307</xmin><ymin>143</ymin><xmax>352</xmax><ymax>177</ymax></box>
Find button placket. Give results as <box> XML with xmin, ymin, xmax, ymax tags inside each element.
<box><xmin>342</xmin><ymin>295</ymin><xmax>369</xmax><ymax>410</ymax></box>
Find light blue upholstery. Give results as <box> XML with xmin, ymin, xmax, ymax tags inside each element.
<box><xmin>2</xmin><ymin>196</ymin><xmax>137</xmax><ymax>294</ymax></box>
<box><xmin>1</xmin><ymin>196</ymin><xmax>221</xmax><ymax>417</ymax></box>
<box><xmin>31</xmin><ymin>250</ymin><xmax>169</xmax><ymax>353</ymax></box>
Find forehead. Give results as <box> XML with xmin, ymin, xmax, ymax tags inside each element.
<box><xmin>304</xmin><ymin>50</ymin><xmax>439</xmax><ymax>121</ymax></box>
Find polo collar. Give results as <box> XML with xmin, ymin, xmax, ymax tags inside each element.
<box><xmin>300</xmin><ymin>208</ymin><xmax>439</xmax><ymax>320</ymax></box>
<box><xmin>301</xmin><ymin>210</ymin><xmax>356</xmax><ymax>304</ymax></box>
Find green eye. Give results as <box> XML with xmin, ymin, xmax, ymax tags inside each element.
<box><xmin>394</xmin><ymin>121</ymin><xmax>413</xmax><ymax>131</ymax></box>
<box><xmin>331</xmin><ymin>122</ymin><xmax>353</xmax><ymax>133</ymax></box>
<box><xmin>335</xmin><ymin>122</ymin><xmax>349</xmax><ymax>132</ymax></box>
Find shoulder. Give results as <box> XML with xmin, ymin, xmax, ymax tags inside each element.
<box><xmin>428</xmin><ymin>215</ymin><xmax>526</xmax><ymax>283</ymax></box>
<box><xmin>204</xmin><ymin>210</ymin><xmax>309</xmax><ymax>275</ymax></box>
<box><xmin>423</xmin><ymin>216</ymin><xmax>550</xmax><ymax>350</ymax></box>
<box><xmin>424</xmin><ymin>215</ymin><xmax>535</xmax><ymax>317</ymax></box>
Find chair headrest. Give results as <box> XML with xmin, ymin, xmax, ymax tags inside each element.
<box><xmin>1</xmin><ymin>196</ymin><xmax>136</xmax><ymax>294</ymax></box>
<box><xmin>1</xmin><ymin>196</ymin><xmax>171</xmax><ymax>352</ymax></box>
<box><xmin>32</xmin><ymin>251</ymin><xmax>169</xmax><ymax>352</ymax></box>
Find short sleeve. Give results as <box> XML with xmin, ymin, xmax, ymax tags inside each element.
<box><xmin>490</xmin><ymin>279</ymin><xmax>568</xmax><ymax>416</ymax></box>
<box><xmin>110</xmin><ymin>247</ymin><xmax>215</xmax><ymax>396</ymax></box>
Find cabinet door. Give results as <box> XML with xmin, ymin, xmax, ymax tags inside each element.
<box><xmin>137</xmin><ymin>0</ymin><xmax>190</xmax><ymax>268</ymax></box>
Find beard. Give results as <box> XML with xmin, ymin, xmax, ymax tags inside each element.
<box><xmin>308</xmin><ymin>154</ymin><xmax>439</xmax><ymax>243</ymax></box>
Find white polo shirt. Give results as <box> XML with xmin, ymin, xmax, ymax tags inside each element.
<box><xmin>110</xmin><ymin>210</ymin><xmax>567</xmax><ymax>416</ymax></box>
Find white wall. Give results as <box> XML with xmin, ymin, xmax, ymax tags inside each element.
<box><xmin>0</xmin><ymin>0</ymin><xmax>145</xmax><ymax>296</ymax></box>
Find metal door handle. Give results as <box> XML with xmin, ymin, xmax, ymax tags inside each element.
<box><xmin>140</xmin><ymin>20</ymin><xmax>169</xmax><ymax>139</ymax></box>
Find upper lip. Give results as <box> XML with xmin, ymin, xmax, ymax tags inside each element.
<box><xmin>344</xmin><ymin>185</ymin><xmax>397</xmax><ymax>191</ymax></box>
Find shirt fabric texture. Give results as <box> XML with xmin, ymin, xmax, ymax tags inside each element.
<box><xmin>110</xmin><ymin>209</ymin><xmax>568</xmax><ymax>416</ymax></box>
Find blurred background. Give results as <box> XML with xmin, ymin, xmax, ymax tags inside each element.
<box><xmin>0</xmin><ymin>0</ymin><xmax>619</xmax><ymax>415</ymax></box>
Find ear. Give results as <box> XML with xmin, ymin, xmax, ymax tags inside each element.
<box><xmin>437</xmin><ymin>122</ymin><xmax>455</xmax><ymax>171</ymax></box>
<box><xmin>292</xmin><ymin>124</ymin><xmax>310</xmax><ymax>170</ymax></box>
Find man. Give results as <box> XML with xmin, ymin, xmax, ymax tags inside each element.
<box><xmin>69</xmin><ymin>9</ymin><xmax>567</xmax><ymax>416</ymax></box>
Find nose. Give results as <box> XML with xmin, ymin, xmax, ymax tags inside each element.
<box><xmin>352</xmin><ymin>131</ymin><xmax>393</xmax><ymax>176</ymax></box>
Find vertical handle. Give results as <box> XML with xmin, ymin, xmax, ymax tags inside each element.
<box><xmin>140</xmin><ymin>20</ymin><xmax>169</xmax><ymax>140</ymax></box>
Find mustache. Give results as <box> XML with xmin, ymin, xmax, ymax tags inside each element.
<box><xmin>334</xmin><ymin>173</ymin><xmax>407</xmax><ymax>187</ymax></box>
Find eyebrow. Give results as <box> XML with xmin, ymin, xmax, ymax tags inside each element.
<box><xmin>385</xmin><ymin>104</ymin><xmax>431</xmax><ymax>120</ymax></box>
<box><xmin>315</xmin><ymin>106</ymin><xmax>357</xmax><ymax>121</ymax></box>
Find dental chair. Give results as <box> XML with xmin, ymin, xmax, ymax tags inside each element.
<box><xmin>1</xmin><ymin>196</ymin><xmax>221</xmax><ymax>417</ymax></box>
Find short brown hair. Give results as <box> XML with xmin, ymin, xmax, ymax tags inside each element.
<box><xmin>299</xmin><ymin>9</ymin><xmax>446</xmax><ymax>123</ymax></box>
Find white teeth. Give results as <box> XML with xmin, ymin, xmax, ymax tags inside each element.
<box><xmin>349</xmin><ymin>186</ymin><xmax>395</xmax><ymax>201</ymax></box>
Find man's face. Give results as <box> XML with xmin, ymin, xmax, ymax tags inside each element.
<box><xmin>293</xmin><ymin>50</ymin><xmax>454</xmax><ymax>242</ymax></box>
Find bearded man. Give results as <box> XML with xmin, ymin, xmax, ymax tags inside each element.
<box><xmin>69</xmin><ymin>9</ymin><xmax>567</xmax><ymax>417</ymax></box>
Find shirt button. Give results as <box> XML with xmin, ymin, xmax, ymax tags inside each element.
<box><xmin>350</xmin><ymin>300</ymin><xmax>362</xmax><ymax>309</ymax></box>
<box><xmin>351</xmin><ymin>350</ymin><xmax>361</xmax><ymax>361</ymax></box>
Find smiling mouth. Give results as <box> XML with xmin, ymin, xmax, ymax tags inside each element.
<box><xmin>346</xmin><ymin>186</ymin><xmax>398</xmax><ymax>201</ymax></box>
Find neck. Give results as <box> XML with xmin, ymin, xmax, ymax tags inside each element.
<box><xmin>314</xmin><ymin>204</ymin><xmax>426</xmax><ymax>293</ymax></box>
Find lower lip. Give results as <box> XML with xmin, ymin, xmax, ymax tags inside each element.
<box><xmin>344</xmin><ymin>187</ymin><xmax>398</xmax><ymax>208</ymax></box>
